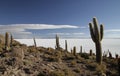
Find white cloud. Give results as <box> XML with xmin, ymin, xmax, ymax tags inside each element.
<box><xmin>0</xmin><ymin>24</ymin><xmax>79</xmax><ymax>30</ymax></box>
<box><xmin>104</xmin><ymin>29</ymin><xmax>120</xmax><ymax>38</ymax></box>
<box><xmin>0</xmin><ymin>24</ymin><xmax>80</xmax><ymax>38</ymax></box>
<box><xmin>0</xmin><ymin>24</ymin><xmax>79</xmax><ymax>33</ymax></box>
<box><xmin>50</xmin><ymin>33</ymin><xmax>71</xmax><ymax>35</ymax></box>
<box><xmin>49</xmin><ymin>32</ymin><xmax>85</xmax><ymax>35</ymax></box>
<box><xmin>105</xmin><ymin>29</ymin><xmax>120</xmax><ymax>33</ymax></box>
<box><xmin>72</xmin><ymin>33</ymin><xmax>85</xmax><ymax>35</ymax></box>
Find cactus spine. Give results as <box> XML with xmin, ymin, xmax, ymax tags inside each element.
<box><xmin>65</xmin><ymin>40</ymin><xmax>68</xmax><ymax>51</ymax></box>
<box><xmin>56</xmin><ymin>34</ymin><xmax>60</xmax><ymax>50</ymax></box>
<box><xmin>5</xmin><ymin>32</ymin><xmax>9</xmax><ymax>50</ymax></box>
<box><xmin>89</xmin><ymin>17</ymin><xmax>104</xmax><ymax>64</ymax></box>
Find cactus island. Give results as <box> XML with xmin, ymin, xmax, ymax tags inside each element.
<box><xmin>0</xmin><ymin>17</ymin><xmax>119</xmax><ymax>76</ymax></box>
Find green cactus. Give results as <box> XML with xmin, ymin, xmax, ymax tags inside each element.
<box><xmin>5</xmin><ymin>32</ymin><xmax>9</xmax><ymax>50</ymax></box>
<box><xmin>65</xmin><ymin>40</ymin><xmax>68</xmax><ymax>51</ymax></box>
<box><xmin>90</xmin><ymin>49</ymin><xmax>93</xmax><ymax>56</ymax></box>
<box><xmin>89</xmin><ymin>17</ymin><xmax>104</xmax><ymax>64</ymax></box>
<box><xmin>33</xmin><ymin>37</ymin><xmax>37</xmax><ymax>48</ymax></box>
<box><xmin>118</xmin><ymin>58</ymin><xmax>120</xmax><ymax>76</ymax></box>
<box><xmin>71</xmin><ymin>48</ymin><xmax>73</xmax><ymax>54</ymax></box>
<box><xmin>73</xmin><ymin>46</ymin><xmax>76</xmax><ymax>56</ymax></box>
<box><xmin>56</xmin><ymin>34</ymin><xmax>60</xmax><ymax>50</ymax></box>
<box><xmin>109</xmin><ymin>51</ymin><xmax>112</xmax><ymax>59</ymax></box>
<box><xmin>80</xmin><ymin>46</ymin><xmax>82</xmax><ymax>54</ymax></box>
<box><xmin>115</xmin><ymin>53</ymin><xmax>118</xmax><ymax>59</ymax></box>
<box><xmin>10</xmin><ymin>34</ymin><xmax>13</xmax><ymax>47</ymax></box>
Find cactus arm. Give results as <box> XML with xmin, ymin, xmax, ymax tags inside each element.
<box><xmin>100</xmin><ymin>24</ymin><xmax>104</xmax><ymax>41</ymax></box>
<box><xmin>89</xmin><ymin>23</ymin><xmax>96</xmax><ymax>42</ymax></box>
<box><xmin>93</xmin><ymin>17</ymin><xmax>100</xmax><ymax>40</ymax></box>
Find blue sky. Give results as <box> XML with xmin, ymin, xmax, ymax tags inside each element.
<box><xmin>0</xmin><ymin>0</ymin><xmax>120</xmax><ymax>38</ymax></box>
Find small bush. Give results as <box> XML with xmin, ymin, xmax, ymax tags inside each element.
<box><xmin>11</xmin><ymin>46</ymin><xmax>24</xmax><ymax>60</ymax></box>
<box><xmin>96</xmin><ymin>64</ymin><xmax>106</xmax><ymax>73</ymax></box>
<box><xmin>49</xmin><ymin>70</ymin><xmax>64</xmax><ymax>76</ymax></box>
<box><xmin>37</xmin><ymin>72</ymin><xmax>46</xmax><ymax>76</ymax></box>
<box><xmin>70</xmin><ymin>60</ymin><xmax>77</xmax><ymax>67</ymax></box>
<box><xmin>86</xmin><ymin>62</ymin><xmax>98</xmax><ymax>71</ymax></box>
<box><xmin>81</xmin><ymin>53</ymin><xmax>89</xmax><ymax>59</ymax></box>
<box><xmin>63</xmin><ymin>69</ymin><xmax>75</xmax><ymax>76</ymax></box>
<box><xmin>73</xmin><ymin>68</ymin><xmax>81</xmax><ymax>73</ymax></box>
<box><xmin>27</xmin><ymin>46</ymin><xmax>37</xmax><ymax>52</ymax></box>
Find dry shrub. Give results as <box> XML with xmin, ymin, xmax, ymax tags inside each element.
<box><xmin>27</xmin><ymin>46</ymin><xmax>37</xmax><ymax>53</ymax></box>
<box><xmin>11</xmin><ymin>46</ymin><xmax>24</xmax><ymax>60</ymax></box>
<box><xmin>70</xmin><ymin>60</ymin><xmax>77</xmax><ymax>67</ymax></box>
<box><xmin>86</xmin><ymin>62</ymin><xmax>106</xmax><ymax>73</ymax></box>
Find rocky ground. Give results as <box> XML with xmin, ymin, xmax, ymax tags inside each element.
<box><xmin>0</xmin><ymin>34</ymin><xmax>119</xmax><ymax>76</ymax></box>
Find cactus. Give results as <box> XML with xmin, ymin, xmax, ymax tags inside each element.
<box><xmin>56</xmin><ymin>34</ymin><xmax>60</xmax><ymax>50</ymax></box>
<box><xmin>33</xmin><ymin>37</ymin><xmax>37</xmax><ymax>48</ymax></box>
<box><xmin>65</xmin><ymin>40</ymin><xmax>68</xmax><ymax>51</ymax></box>
<box><xmin>73</xmin><ymin>46</ymin><xmax>76</xmax><ymax>56</ymax></box>
<box><xmin>109</xmin><ymin>51</ymin><xmax>112</xmax><ymax>59</ymax></box>
<box><xmin>71</xmin><ymin>48</ymin><xmax>73</xmax><ymax>54</ymax></box>
<box><xmin>90</xmin><ymin>49</ymin><xmax>93</xmax><ymax>56</ymax></box>
<box><xmin>118</xmin><ymin>58</ymin><xmax>120</xmax><ymax>76</ymax></box>
<box><xmin>5</xmin><ymin>32</ymin><xmax>9</xmax><ymax>50</ymax></box>
<box><xmin>80</xmin><ymin>46</ymin><xmax>82</xmax><ymax>54</ymax></box>
<box><xmin>89</xmin><ymin>17</ymin><xmax>104</xmax><ymax>64</ymax></box>
<box><xmin>115</xmin><ymin>53</ymin><xmax>118</xmax><ymax>59</ymax></box>
<box><xmin>10</xmin><ymin>34</ymin><xmax>13</xmax><ymax>47</ymax></box>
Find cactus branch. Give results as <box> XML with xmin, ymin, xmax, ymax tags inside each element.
<box><xmin>100</xmin><ymin>24</ymin><xmax>104</xmax><ymax>41</ymax></box>
<box><xmin>89</xmin><ymin>23</ymin><xmax>96</xmax><ymax>42</ymax></box>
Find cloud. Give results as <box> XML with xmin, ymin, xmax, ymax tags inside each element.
<box><xmin>105</xmin><ymin>29</ymin><xmax>120</xmax><ymax>33</ymax></box>
<box><xmin>0</xmin><ymin>24</ymin><xmax>80</xmax><ymax>38</ymax></box>
<box><xmin>50</xmin><ymin>32</ymin><xmax>85</xmax><ymax>35</ymax></box>
<box><xmin>72</xmin><ymin>33</ymin><xmax>85</xmax><ymax>35</ymax></box>
<box><xmin>50</xmin><ymin>33</ymin><xmax>71</xmax><ymax>35</ymax></box>
<box><xmin>0</xmin><ymin>24</ymin><xmax>79</xmax><ymax>30</ymax></box>
<box><xmin>104</xmin><ymin>29</ymin><xmax>120</xmax><ymax>38</ymax></box>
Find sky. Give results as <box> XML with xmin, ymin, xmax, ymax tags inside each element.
<box><xmin>0</xmin><ymin>0</ymin><xmax>120</xmax><ymax>39</ymax></box>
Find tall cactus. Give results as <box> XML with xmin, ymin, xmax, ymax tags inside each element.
<box><xmin>89</xmin><ymin>17</ymin><xmax>104</xmax><ymax>64</ymax></box>
<box><xmin>5</xmin><ymin>32</ymin><xmax>9</xmax><ymax>50</ymax></box>
<box><xmin>80</xmin><ymin>46</ymin><xmax>82</xmax><ymax>54</ymax></box>
<box><xmin>73</xmin><ymin>46</ymin><xmax>76</xmax><ymax>56</ymax></box>
<box><xmin>56</xmin><ymin>34</ymin><xmax>60</xmax><ymax>50</ymax></box>
<box><xmin>10</xmin><ymin>34</ymin><xmax>13</xmax><ymax>47</ymax></box>
<box><xmin>118</xmin><ymin>58</ymin><xmax>120</xmax><ymax>76</ymax></box>
<box><xmin>90</xmin><ymin>49</ymin><xmax>93</xmax><ymax>56</ymax></box>
<box><xmin>65</xmin><ymin>40</ymin><xmax>68</xmax><ymax>51</ymax></box>
<box><xmin>71</xmin><ymin>48</ymin><xmax>73</xmax><ymax>54</ymax></box>
<box><xmin>33</xmin><ymin>37</ymin><xmax>37</xmax><ymax>48</ymax></box>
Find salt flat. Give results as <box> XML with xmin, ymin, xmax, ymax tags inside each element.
<box><xmin>16</xmin><ymin>39</ymin><xmax>120</xmax><ymax>57</ymax></box>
